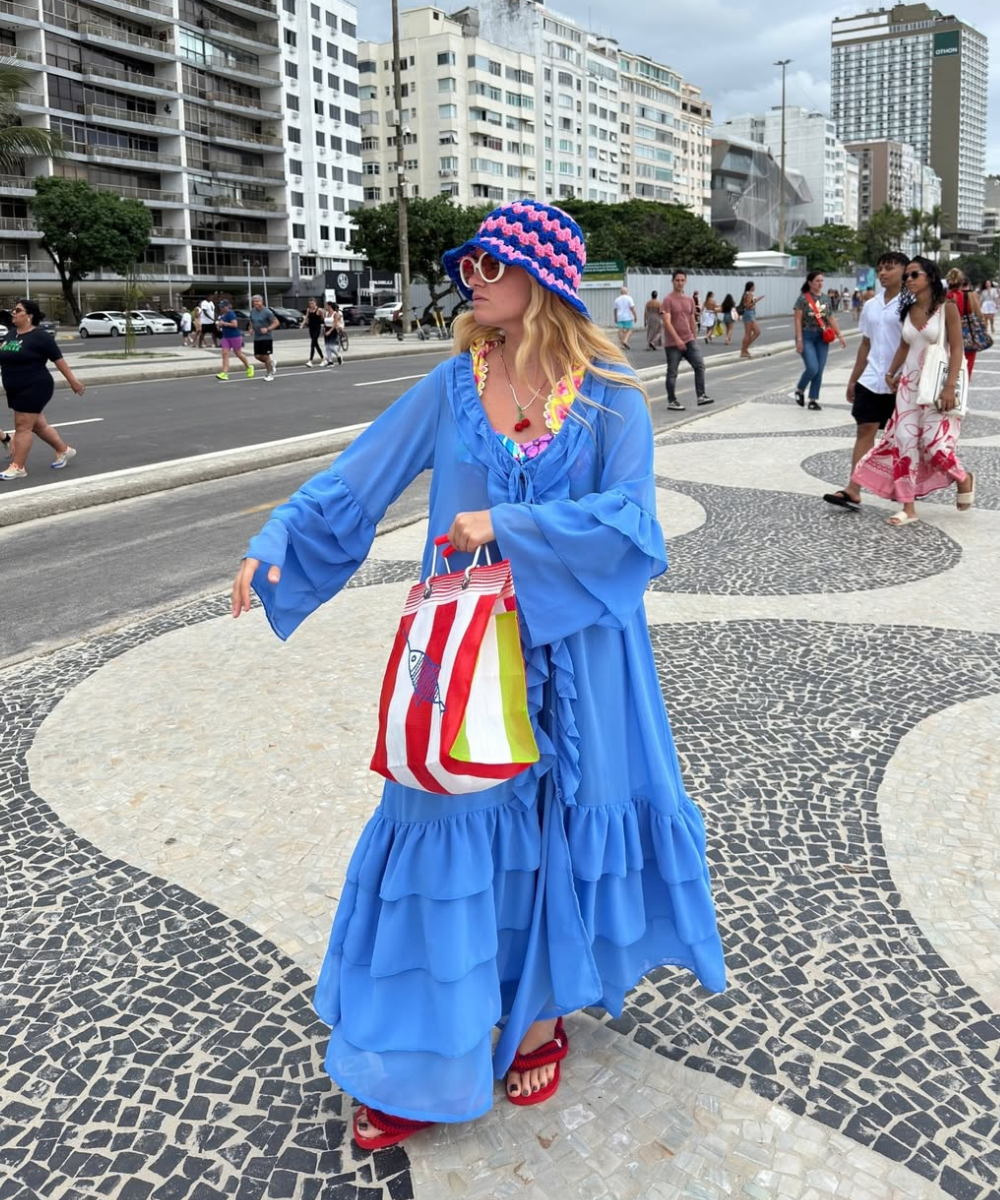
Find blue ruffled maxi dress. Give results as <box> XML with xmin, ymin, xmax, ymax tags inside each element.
<box><xmin>247</xmin><ymin>354</ymin><xmax>726</xmax><ymax>1124</ymax></box>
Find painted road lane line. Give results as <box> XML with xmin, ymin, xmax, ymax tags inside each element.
<box><xmin>353</xmin><ymin>373</ymin><xmax>429</xmax><ymax>387</ymax></box>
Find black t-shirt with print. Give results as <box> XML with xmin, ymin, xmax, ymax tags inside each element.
<box><xmin>0</xmin><ymin>329</ymin><xmax>62</xmax><ymax>393</ymax></box>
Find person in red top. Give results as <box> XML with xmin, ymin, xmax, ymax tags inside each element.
<box><xmin>945</xmin><ymin>268</ymin><xmax>981</xmax><ymax>380</ymax></box>
<box><xmin>659</xmin><ymin>269</ymin><xmax>713</xmax><ymax>411</ymax></box>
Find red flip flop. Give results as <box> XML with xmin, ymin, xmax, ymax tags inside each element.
<box><xmin>352</xmin><ymin>1106</ymin><xmax>434</xmax><ymax>1150</ymax></box>
<box><xmin>506</xmin><ymin>1018</ymin><xmax>569</xmax><ymax>1106</ymax></box>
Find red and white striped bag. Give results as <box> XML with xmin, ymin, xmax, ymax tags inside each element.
<box><xmin>370</xmin><ymin>541</ymin><xmax>539</xmax><ymax>795</ymax></box>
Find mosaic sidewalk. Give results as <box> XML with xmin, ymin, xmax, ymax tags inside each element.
<box><xmin>3</xmin><ymin>357</ymin><xmax>1000</xmax><ymax>1200</ymax></box>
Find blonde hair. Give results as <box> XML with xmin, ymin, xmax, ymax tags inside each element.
<box><xmin>946</xmin><ymin>268</ymin><xmax>965</xmax><ymax>288</ymax></box>
<box><xmin>451</xmin><ymin>280</ymin><xmax>649</xmax><ymax>411</ymax></box>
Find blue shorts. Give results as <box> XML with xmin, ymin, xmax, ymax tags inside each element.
<box><xmin>617</xmin><ymin>319</ymin><xmax>634</xmax><ymax>330</ymax></box>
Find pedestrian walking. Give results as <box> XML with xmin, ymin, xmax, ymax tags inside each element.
<box><xmin>823</xmin><ymin>252</ymin><xmax>909</xmax><ymax>511</ymax></box>
<box><xmin>0</xmin><ymin>299</ymin><xmax>85</xmax><ymax>481</ymax></box>
<box><xmin>249</xmin><ymin>294</ymin><xmax>279</xmax><ymax>381</ymax></box>
<box><xmin>214</xmin><ymin>300</ymin><xmax>254</xmax><ymax>382</ymax></box>
<box><xmin>231</xmin><ymin>198</ymin><xmax>725</xmax><ymax>1152</ymax></box>
<box><xmin>197</xmin><ymin>296</ymin><xmax>218</xmax><ymax>348</ymax></box>
<box><xmin>946</xmin><ymin>269</ymin><xmax>982</xmax><ymax>380</ymax></box>
<box><xmin>700</xmin><ymin>291</ymin><xmax>719</xmax><ymax>343</ymax></box>
<box><xmin>852</xmin><ymin>256</ymin><xmax>974</xmax><ymax>526</ymax></box>
<box><xmin>301</xmin><ymin>299</ymin><xmax>324</xmax><ymax>366</ymax></box>
<box><xmin>738</xmin><ymin>282</ymin><xmax>764</xmax><ymax>357</ymax></box>
<box><xmin>643</xmin><ymin>290</ymin><xmax>662</xmax><ymax>350</ymax></box>
<box><xmin>720</xmin><ymin>293</ymin><xmax>736</xmax><ymax>344</ymax></box>
<box><xmin>851</xmin><ymin>290</ymin><xmax>863</xmax><ymax>324</ymax></box>
<box><xmin>793</xmin><ymin>271</ymin><xmax>846</xmax><ymax>411</ymax></box>
<box><xmin>660</xmin><ymin>269</ymin><xmax>714</xmax><ymax>410</ymax></box>
<box><xmin>323</xmin><ymin>302</ymin><xmax>344</xmax><ymax>366</ymax></box>
<box><xmin>179</xmin><ymin>309</ymin><xmax>193</xmax><ymax>346</ymax></box>
<box><xmin>613</xmin><ymin>285</ymin><xmax>637</xmax><ymax>349</ymax></box>
<box><xmin>191</xmin><ymin>305</ymin><xmax>202</xmax><ymax>347</ymax></box>
<box><xmin>980</xmin><ymin>280</ymin><xmax>997</xmax><ymax>334</ymax></box>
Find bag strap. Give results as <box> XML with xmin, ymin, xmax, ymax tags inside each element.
<box><xmin>805</xmin><ymin>295</ymin><xmax>827</xmax><ymax>328</ymax></box>
<box><xmin>934</xmin><ymin>302</ymin><xmax>947</xmax><ymax>349</ymax></box>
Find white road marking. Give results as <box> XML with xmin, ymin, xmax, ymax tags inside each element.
<box><xmin>46</xmin><ymin>418</ymin><xmax>105</xmax><ymax>429</ymax></box>
<box><xmin>353</xmin><ymin>373</ymin><xmax>429</xmax><ymax>387</ymax></box>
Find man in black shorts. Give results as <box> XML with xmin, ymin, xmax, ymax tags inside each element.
<box><xmin>249</xmin><ymin>295</ymin><xmax>280</xmax><ymax>382</ymax></box>
<box><xmin>823</xmin><ymin>252</ymin><xmax>908</xmax><ymax>510</ymax></box>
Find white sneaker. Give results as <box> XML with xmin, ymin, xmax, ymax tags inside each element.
<box><xmin>0</xmin><ymin>464</ymin><xmax>27</xmax><ymax>479</ymax></box>
<box><xmin>51</xmin><ymin>446</ymin><xmax>77</xmax><ymax>470</ymax></box>
<box><xmin>264</xmin><ymin>371</ymin><xmax>274</xmax><ymax>382</ymax></box>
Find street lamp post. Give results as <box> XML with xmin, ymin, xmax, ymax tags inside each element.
<box><xmin>24</xmin><ymin>254</ymin><xmax>30</xmax><ymax>300</ymax></box>
<box><xmin>244</xmin><ymin>259</ymin><xmax>252</xmax><ymax>306</ymax></box>
<box><xmin>166</xmin><ymin>258</ymin><xmax>173</xmax><ymax>308</ymax></box>
<box><xmin>262</xmin><ymin>264</ymin><xmax>269</xmax><ymax>308</ymax></box>
<box><xmin>391</xmin><ymin>0</ymin><xmax>411</xmax><ymax>334</ymax></box>
<box><xmin>774</xmin><ymin>58</ymin><xmax>792</xmax><ymax>254</ymax></box>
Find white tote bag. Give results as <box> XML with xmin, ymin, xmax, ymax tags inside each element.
<box><xmin>916</xmin><ymin>306</ymin><xmax>968</xmax><ymax>417</ymax></box>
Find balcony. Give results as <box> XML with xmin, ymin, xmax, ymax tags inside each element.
<box><xmin>65</xmin><ymin>142</ymin><xmax>182</xmax><ymax>168</ymax></box>
<box><xmin>0</xmin><ymin>257</ymin><xmax>57</xmax><ymax>277</ymax></box>
<box><xmin>0</xmin><ymin>216</ymin><xmax>38</xmax><ymax>233</ymax></box>
<box><xmin>205</xmin><ymin>0</ymin><xmax>277</xmax><ymax>18</ymax></box>
<box><xmin>206</xmin><ymin>126</ymin><xmax>282</xmax><ymax>150</ymax></box>
<box><xmin>84</xmin><ymin>0</ymin><xmax>172</xmax><ymax>19</ymax></box>
<box><xmin>0</xmin><ymin>175</ymin><xmax>35</xmax><ymax>193</ymax></box>
<box><xmin>191</xmin><ymin>228</ymin><xmax>284</xmax><ymax>247</ymax></box>
<box><xmin>205</xmin><ymin>89</ymin><xmax>281</xmax><ymax>116</ymax></box>
<box><xmin>188</xmin><ymin>157</ymin><xmax>284</xmax><ymax>182</ymax></box>
<box><xmin>190</xmin><ymin>16</ymin><xmax>278</xmax><ymax>49</ymax></box>
<box><xmin>150</xmin><ymin>226</ymin><xmax>186</xmax><ymax>238</ymax></box>
<box><xmin>80</xmin><ymin>61</ymin><xmax>177</xmax><ymax>92</ymax></box>
<box><xmin>197</xmin><ymin>195</ymin><xmax>285</xmax><ymax>216</ymax></box>
<box><xmin>16</xmin><ymin>89</ymin><xmax>46</xmax><ymax>108</ymax></box>
<box><xmin>79</xmin><ymin>21</ymin><xmax>175</xmax><ymax>57</ymax></box>
<box><xmin>203</xmin><ymin>55</ymin><xmax>280</xmax><ymax>84</ymax></box>
<box><xmin>0</xmin><ymin>0</ymin><xmax>41</xmax><ymax>26</ymax></box>
<box><xmin>89</xmin><ymin>179</ymin><xmax>183</xmax><ymax>203</ymax></box>
<box><xmin>85</xmin><ymin>103</ymin><xmax>179</xmax><ymax>130</ymax></box>
<box><xmin>8</xmin><ymin>45</ymin><xmax>42</xmax><ymax>67</ymax></box>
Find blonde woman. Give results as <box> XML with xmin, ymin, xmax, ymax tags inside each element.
<box><xmin>232</xmin><ymin>200</ymin><xmax>725</xmax><ymax>1150</ymax></box>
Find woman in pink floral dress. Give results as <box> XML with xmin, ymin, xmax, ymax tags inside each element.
<box><xmin>852</xmin><ymin>256</ymin><xmax>974</xmax><ymax>527</ymax></box>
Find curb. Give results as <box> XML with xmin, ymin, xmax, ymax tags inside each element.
<box><xmin>2</xmin><ymin>334</ymin><xmax>831</xmax><ymax>529</ymax></box>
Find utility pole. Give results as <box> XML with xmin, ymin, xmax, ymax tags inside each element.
<box><xmin>391</xmin><ymin>0</ymin><xmax>411</xmax><ymax>334</ymax></box>
<box><xmin>774</xmin><ymin>58</ymin><xmax>791</xmax><ymax>254</ymax></box>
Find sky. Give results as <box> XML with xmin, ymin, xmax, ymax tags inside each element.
<box><xmin>362</xmin><ymin>1</ymin><xmax>1000</xmax><ymax>176</ymax></box>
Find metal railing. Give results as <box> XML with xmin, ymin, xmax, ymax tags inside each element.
<box><xmin>85</xmin><ymin>0</ymin><xmax>172</xmax><ymax>17</ymax></box>
<box><xmin>0</xmin><ymin>258</ymin><xmax>55</xmax><ymax>274</ymax></box>
<box><xmin>79</xmin><ymin>22</ymin><xmax>174</xmax><ymax>54</ymax></box>
<box><xmin>150</xmin><ymin>226</ymin><xmax>186</xmax><ymax>238</ymax></box>
<box><xmin>85</xmin><ymin>102</ymin><xmax>179</xmax><ymax>129</ymax></box>
<box><xmin>200</xmin><ymin>195</ymin><xmax>282</xmax><ymax>212</ymax></box>
<box><xmin>81</xmin><ymin>61</ymin><xmax>178</xmax><ymax>90</ymax></box>
<box><xmin>194</xmin><ymin>17</ymin><xmax>278</xmax><ymax>47</ymax></box>
<box><xmin>206</xmin><ymin>126</ymin><xmax>282</xmax><ymax>148</ymax></box>
<box><xmin>205</xmin><ymin>89</ymin><xmax>281</xmax><ymax>114</ymax></box>
<box><xmin>0</xmin><ymin>216</ymin><xmax>37</xmax><ymax>231</ymax></box>
<box><xmin>16</xmin><ymin>90</ymin><xmax>46</xmax><ymax>106</ymax></box>
<box><xmin>70</xmin><ymin>143</ymin><xmax>182</xmax><ymax>167</ymax></box>
<box><xmin>89</xmin><ymin>180</ymin><xmax>183</xmax><ymax>202</ymax></box>
<box><xmin>204</xmin><ymin>54</ymin><xmax>279</xmax><ymax>83</ymax></box>
<box><xmin>0</xmin><ymin>0</ymin><xmax>42</xmax><ymax>23</ymax></box>
<box><xmin>8</xmin><ymin>45</ymin><xmax>42</xmax><ymax>63</ymax></box>
<box><xmin>189</xmin><ymin>160</ymin><xmax>284</xmax><ymax>181</ymax></box>
<box><xmin>190</xmin><ymin>228</ymin><xmax>280</xmax><ymax>245</ymax></box>
<box><xmin>207</xmin><ymin>0</ymin><xmax>276</xmax><ymax>16</ymax></box>
<box><xmin>0</xmin><ymin>175</ymin><xmax>35</xmax><ymax>190</ymax></box>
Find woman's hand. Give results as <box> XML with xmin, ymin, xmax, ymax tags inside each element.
<box><xmin>232</xmin><ymin>557</ymin><xmax>280</xmax><ymax>617</ymax></box>
<box><xmin>446</xmin><ymin>510</ymin><xmax>494</xmax><ymax>553</ymax></box>
<box><xmin>70</xmin><ymin>379</ymin><xmax>85</xmax><ymax>396</ymax></box>
<box><xmin>884</xmin><ymin>371</ymin><xmax>900</xmax><ymax>392</ymax></box>
<box><xmin>795</xmin><ymin>339</ymin><xmax>803</xmax><ymax>353</ymax></box>
<box><xmin>938</xmin><ymin>383</ymin><xmax>957</xmax><ymax>412</ymax></box>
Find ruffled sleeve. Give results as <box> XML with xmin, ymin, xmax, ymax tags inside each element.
<box><xmin>247</xmin><ymin>363</ymin><xmax>447</xmax><ymax>639</ymax></box>
<box><xmin>490</xmin><ymin>382</ymin><xmax>666</xmax><ymax>648</ymax></box>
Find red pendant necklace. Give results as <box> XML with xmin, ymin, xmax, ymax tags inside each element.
<box><xmin>498</xmin><ymin>345</ymin><xmax>543</xmax><ymax>433</ymax></box>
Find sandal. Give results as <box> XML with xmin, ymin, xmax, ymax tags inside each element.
<box><xmin>957</xmin><ymin>472</ymin><xmax>975</xmax><ymax>511</ymax></box>
<box><xmin>794</xmin><ymin>389</ymin><xmax>805</xmax><ymax>407</ymax></box>
<box><xmin>506</xmin><ymin>1018</ymin><xmax>569</xmax><ymax>1107</ymax></box>
<box><xmin>822</xmin><ymin>490</ymin><xmax>860</xmax><ymax>510</ymax></box>
<box><xmin>352</xmin><ymin>1106</ymin><xmax>434</xmax><ymax>1151</ymax></box>
<box><xmin>887</xmin><ymin>512</ymin><xmax>919</xmax><ymax>527</ymax></box>
<box><xmin>807</xmin><ymin>400</ymin><xmax>822</xmax><ymax>411</ymax></box>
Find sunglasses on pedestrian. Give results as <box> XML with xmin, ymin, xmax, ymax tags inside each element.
<box><xmin>458</xmin><ymin>252</ymin><xmax>506</xmax><ymax>287</ymax></box>
<box><xmin>904</xmin><ymin>270</ymin><xmax>925</xmax><ymax>281</ymax></box>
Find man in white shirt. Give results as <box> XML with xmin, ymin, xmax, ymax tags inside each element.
<box><xmin>613</xmin><ymin>285</ymin><xmax>637</xmax><ymax>349</ymax></box>
<box><xmin>198</xmin><ymin>296</ymin><xmax>218</xmax><ymax>348</ymax></box>
<box><xmin>823</xmin><ymin>252</ymin><xmax>908</xmax><ymax>510</ymax></box>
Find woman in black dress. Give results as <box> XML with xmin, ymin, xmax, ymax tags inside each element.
<box><xmin>0</xmin><ymin>299</ymin><xmax>85</xmax><ymax>481</ymax></box>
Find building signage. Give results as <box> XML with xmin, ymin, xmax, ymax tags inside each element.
<box><xmin>583</xmin><ymin>259</ymin><xmax>625</xmax><ymax>274</ymax></box>
<box><xmin>933</xmin><ymin>30</ymin><xmax>960</xmax><ymax>58</ymax></box>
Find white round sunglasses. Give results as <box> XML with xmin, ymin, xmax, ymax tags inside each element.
<box><xmin>458</xmin><ymin>252</ymin><xmax>507</xmax><ymax>287</ymax></box>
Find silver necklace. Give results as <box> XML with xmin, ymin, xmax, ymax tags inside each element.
<box><xmin>498</xmin><ymin>346</ymin><xmax>544</xmax><ymax>432</ymax></box>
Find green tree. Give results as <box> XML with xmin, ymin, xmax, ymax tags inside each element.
<box><xmin>922</xmin><ymin>203</ymin><xmax>946</xmax><ymax>261</ymax></box>
<box><xmin>907</xmin><ymin>207</ymin><xmax>924</xmax><ymax>256</ymax></box>
<box><xmin>560</xmin><ymin>198</ymin><xmax>735</xmax><ymax>269</ymax></box>
<box><xmin>29</xmin><ymin>177</ymin><xmax>153</xmax><ymax>322</ymax></box>
<box><xmin>786</xmin><ymin>224</ymin><xmax>862</xmax><ymax>273</ymax></box>
<box><xmin>0</xmin><ymin>64</ymin><xmax>61</xmax><ymax>173</ymax></box>
<box><xmin>860</xmin><ymin>203</ymin><xmax>909</xmax><ymax>264</ymax></box>
<box><xmin>349</xmin><ymin>194</ymin><xmax>490</xmax><ymax>313</ymax></box>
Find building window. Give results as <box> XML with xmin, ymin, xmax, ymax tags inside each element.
<box><xmin>287</xmin><ymin>126</ymin><xmax>301</xmax><ymax>143</ymax></box>
<box><xmin>285</xmin><ymin>61</ymin><xmax>298</xmax><ymax>80</ymax></box>
<box><xmin>335</xmin><ymin>227</ymin><xmax>347</xmax><ymax>242</ymax></box>
<box><xmin>437</xmin><ymin>51</ymin><xmax>455</xmax><ymax>66</ymax></box>
<box><xmin>363</xmin><ymin>162</ymin><xmax>380</xmax><ymax>175</ymax></box>
<box><xmin>320</xmin><ymin>224</ymin><xmax>329</xmax><ymax>240</ymax></box>
<box><xmin>283</xmin><ymin>29</ymin><xmax>297</xmax><ymax>47</ymax></box>
<box><xmin>292</xmin><ymin>223</ymin><xmax>306</xmax><ymax>239</ymax></box>
<box><xmin>342</xmin><ymin>19</ymin><xmax>356</xmax><ymax>37</ymax></box>
<box><xmin>286</xmin><ymin>93</ymin><xmax>299</xmax><ymax>111</ymax></box>
<box><xmin>289</xmin><ymin>158</ymin><xmax>302</xmax><ymax>174</ymax></box>
<box><xmin>291</xmin><ymin>190</ymin><xmax>304</xmax><ymax>206</ymax></box>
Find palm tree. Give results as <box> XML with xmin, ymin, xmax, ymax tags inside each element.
<box><xmin>907</xmin><ymin>207</ymin><xmax>923</xmax><ymax>256</ymax></box>
<box><xmin>0</xmin><ymin>64</ymin><xmax>61</xmax><ymax>174</ymax></box>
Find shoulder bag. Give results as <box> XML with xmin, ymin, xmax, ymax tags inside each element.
<box><xmin>916</xmin><ymin>305</ymin><xmax>968</xmax><ymax>417</ymax></box>
<box><xmin>806</xmin><ymin>295</ymin><xmax>837</xmax><ymax>343</ymax></box>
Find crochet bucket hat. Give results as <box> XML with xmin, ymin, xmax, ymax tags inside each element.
<box><xmin>442</xmin><ymin>199</ymin><xmax>589</xmax><ymax>317</ymax></box>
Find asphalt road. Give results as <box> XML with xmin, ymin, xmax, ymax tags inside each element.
<box><xmin>0</xmin><ymin>345</ymin><xmax>828</xmax><ymax>665</ymax></box>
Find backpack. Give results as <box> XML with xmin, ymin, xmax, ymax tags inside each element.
<box><xmin>736</xmin><ymin>292</ymin><xmax>749</xmax><ymax>316</ymax></box>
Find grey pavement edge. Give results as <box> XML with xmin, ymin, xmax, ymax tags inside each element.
<box><xmin>0</xmin><ymin>334</ymin><xmax>834</xmax><ymax>528</ymax></box>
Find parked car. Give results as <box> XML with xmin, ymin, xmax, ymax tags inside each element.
<box><xmin>0</xmin><ymin>309</ymin><xmax>57</xmax><ymax>337</ymax></box>
<box><xmin>373</xmin><ymin>302</ymin><xmax>401</xmax><ymax>322</ymax></box>
<box><xmin>78</xmin><ymin>310</ymin><xmax>151</xmax><ymax>337</ymax></box>
<box><xmin>341</xmin><ymin>304</ymin><xmax>377</xmax><ymax>326</ymax></box>
<box><xmin>270</xmin><ymin>306</ymin><xmax>303</xmax><ymax>328</ymax></box>
<box><xmin>132</xmin><ymin>309</ymin><xmax>178</xmax><ymax>334</ymax></box>
<box><xmin>158</xmin><ymin>308</ymin><xmax>186</xmax><ymax>326</ymax></box>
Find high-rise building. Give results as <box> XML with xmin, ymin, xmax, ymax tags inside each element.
<box><xmin>0</xmin><ymin>0</ymin><xmax>363</xmax><ymax>307</ymax></box>
<box><xmin>844</xmin><ymin>138</ymin><xmax>942</xmax><ymax>250</ymax></box>
<box><xmin>718</xmin><ymin>107</ymin><xmax>857</xmax><ymax>229</ymax></box>
<box><xmin>830</xmin><ymin>3</ymin><xmax>988</xmax><ymax>235</ymax></box>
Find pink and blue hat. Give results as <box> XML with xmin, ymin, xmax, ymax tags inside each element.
<box><xmin>442</xmin><ymin>199</ymin><xmax>589</xmax><ymax>317</ymax></box>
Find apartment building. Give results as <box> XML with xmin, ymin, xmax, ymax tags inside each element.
<box><xmin>618</xmin><ymin>51</ymin><xmax>711</xmax><ymax>219</ymax></box>
<box><xmin>831</xmin><ymin>3</ymin><xmax>988</xmax><ymax>235</ymax></box>
<box><xmin>0</xmin><ymin>0</ymin><xmax>362</xmax><ymax>302</ymax></box>
<box><xmin>844</xmin><ymin>138</ymin><xmax>942</xmax><ymax>243</ymax></box>
<box><xmin>719</xmin><ymin>107</ymin><xmax>858</xmax><ymax>230</ymax></box>
<box><xmin>357</xmin><ymin>6</ymin><xmax>538</xmax><ymax>209</ymax></box>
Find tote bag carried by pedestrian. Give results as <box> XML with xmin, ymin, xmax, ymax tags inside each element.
<box><xmin>806</xmin><ymin>295</ymin><xmax>837</xmax><ymax>343</ymax></box>
<box><xmin>917</xmin><ymin>307</ymin><xmax>968</xmax><ymax>417</ymax></box>
<box><xmin>371</xmin><ymin>540</ymin><xmax>539</xmax><ymax>795</ymax></box>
